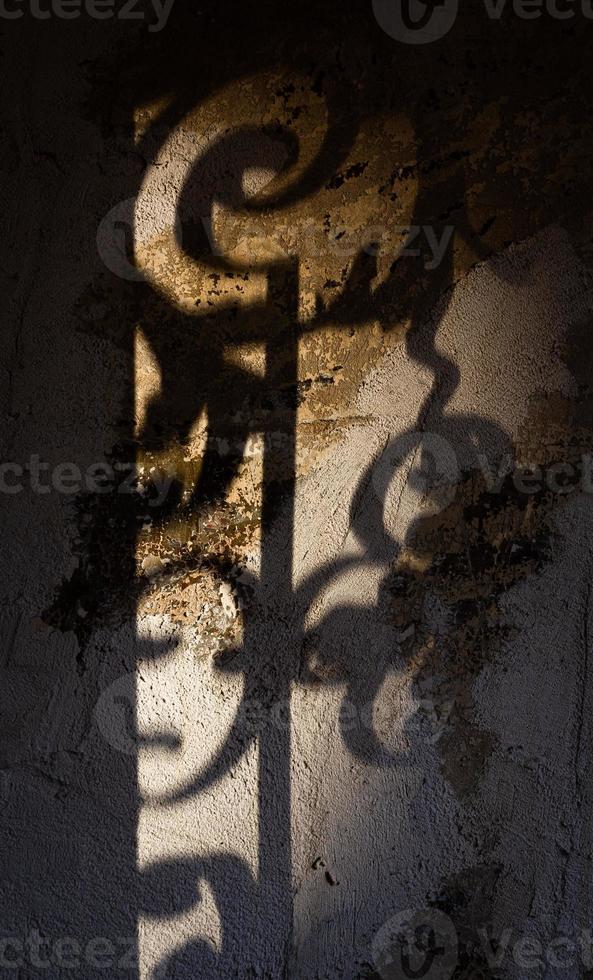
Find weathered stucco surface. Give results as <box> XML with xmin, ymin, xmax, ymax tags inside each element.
<box><xmin>4</xmin><ymin>3</ymin><xmax>593</xmax><ymax>978</ymax></box>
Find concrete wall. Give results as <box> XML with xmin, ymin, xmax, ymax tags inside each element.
<box><xmin>3</xmin><ymin>3</ymin><xmax>593</xmax><ymax>978</ymax></box>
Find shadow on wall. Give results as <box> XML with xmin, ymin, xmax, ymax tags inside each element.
<box><xmin>6</xmin><ymin>0</ymin><xmax>593</xmax><ymax>977</ymax></box>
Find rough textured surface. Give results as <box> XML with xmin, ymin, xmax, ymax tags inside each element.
<box><xmin>4</xmin><ymin>3</ymin><xmax>593</xmax><ymax>978</ymax></box>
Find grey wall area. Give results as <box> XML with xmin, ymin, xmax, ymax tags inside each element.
<box><xmin>3</xmin><ymin>2</ymin><xmax>593</xmax><ymax>978</ymax></box>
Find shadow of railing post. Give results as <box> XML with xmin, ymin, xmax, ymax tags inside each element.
<box><xmin>257</xmin><ymin>255</ymin><xmax>300</xmax><ymax>972</ymax></box>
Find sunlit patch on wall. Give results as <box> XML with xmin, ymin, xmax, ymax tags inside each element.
<box><xmin>135</xmin><ymin>324</ymin><xmax>161</xmax><ymax>438</ymax></box>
